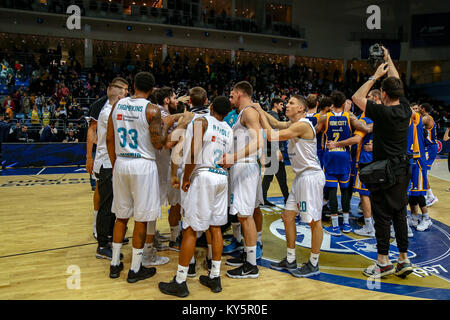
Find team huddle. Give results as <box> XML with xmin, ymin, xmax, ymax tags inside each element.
<box><xmin>87</xmin><ymin>68</ymin><xmax>438</xmax><ymax>297</ymax></box>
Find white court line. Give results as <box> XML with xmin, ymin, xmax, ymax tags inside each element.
<box><xmin>36</xmin><ymin>168</ymin><xmax>46</xmax><ymax>175</ymax></box>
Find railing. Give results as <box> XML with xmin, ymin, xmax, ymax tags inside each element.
<box><xmin>1</xmin><ymin>0</ymin><xmax>305</xmax><ymax>39</ymax></box>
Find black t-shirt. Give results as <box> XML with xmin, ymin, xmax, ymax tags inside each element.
<box><xmin>87</xmin><ymin>96</ymin><xmax>108</xmax><ymax>121</ymax></box>
<box><xmin>365</xmin><ymin>97</ymin><xmax>412</xmax><ymax>162</ymax></box>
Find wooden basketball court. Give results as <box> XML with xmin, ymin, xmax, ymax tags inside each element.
<box><xmin>0</xmin><ymin>160</ymin><xmax>449</xmax><ymax>300</ymax></box>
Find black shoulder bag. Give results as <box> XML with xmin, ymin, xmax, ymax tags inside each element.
<box><xmin>359</xmin><ymin>159</ymin><xmax>397</xmax><ymax>192</ymax></box>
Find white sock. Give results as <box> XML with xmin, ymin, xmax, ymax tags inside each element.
<box><xmin>111</xmin><ymin>242</ymin><xmax>122</xmax><ymax>267</ymax></box>
<box><xmin>246</xmin><ymin>245</ymin><xmax>257</xmax><ymax>266</ymax></box>
<box><xmin>426</xmin><ymin>189</ymin><xmax>434</xmax><ymax>199</ymax></box>
<box><xmin>232</xmin><ymin>223</ymin><xmax>242</xmax><ymax>242</ymax></box>
<box><xmin>286</xmin><ymin>247</ymin><xmax>296</xmax><ymax>263</ymax></box>
<box><xmin>309</xmin><ymin>252</ymin><xmax>320</xmax><ymax>267</ymax></box>
<box><xmin>210</xmin><ymin>260</ymin><xmax>221</xmax><ymax>279</ymax></box>
<box><xmin>365</xmin><ymin>218</ymin><xmax>374</xmax><ymax>230</ymax></box>
<box><xmin>331</xmin><ymin>215</ymin><xmax>339</xmax><ymax>228</ymax></box>
<box><xmin>131</xmin><ymin>247</ymin><xmax>144</xmax><ymax>272</ymax></box>
<box><xmin>207</xmin><ymin>244</ymin><xmax>213</xmax><ymax>260</ymax></box>
<box><xmin>190</xmin><ymin>255</ymin><xmax>196</xmax><ymax>264</ymax></box>
<box><xmin>93</xmin><ymin>210</ymin><xmax>98</xmax><ymax>233</ymax></box>
<box><xmin>144</xmin><ymin>242</ymin><xmax>153</xmax><ymax>254</ymax></box>
<box><xmin>343</xmin><ymin>213</ymin><xmax>350</xmax><ymax>225</ymax></box>
<box><xmin>176</xmin><ymin>264</ymin><xmax>189</xmax><ymax>284</ymax></box>
<box><xmin>257</xmin><ymin>231</ymin><xmax>262</xmax><ymax>245</ymax></box>
<box><xmin>170</xmin><ymin>226</ymin><xmax>179</xmax><ymax>241</ymax></box>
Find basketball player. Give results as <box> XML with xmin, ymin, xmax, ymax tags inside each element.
<box><xmin>316</xmin><ymin>91</ymin><xmax>370</xmax><ymax>236</ymax></box>
<box><xmin>419</xmin><ymin>103</ymin><xmax>439</xmax><ymax>206</ymax></box>
<box><xmin>158</xmin><ymin>97</ymin><xmax>233</xmax><ymax>297</ymax></box>
<box><xmin>106</xmin><ymin>72</ymin><xmax>173</xmax><ymax>283</ymax></box>
<box><xmin>86</xmin><ymin>78</ymin><xmax>129</xmax><ymax>259</ymax></box>
<box><xmin>407</xmin><ymin>106</ymin><xmax>432</xmax><ymax>232</ymax></box>
<box><xmin>220</xmin><ymin>81</ymin><xmax>264</xmax><ymax>279</ymax></box>
<box><xmin>256</xmin><ymin>95</ymin><xmax>325</xmax><ymax>277</ymax></box>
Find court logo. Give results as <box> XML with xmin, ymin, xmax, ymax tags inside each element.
<box><xmin>66</xmin><ymin>265</ymin><xmax>81</xmax><ymax>289</ymax></box>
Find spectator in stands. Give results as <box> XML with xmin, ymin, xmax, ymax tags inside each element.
<box><xmin>29</xmin><ymin>104</ymin><xmax>42</xmax><ymax>125</ymax></box>
<box><xmin>21</xmin><ymin>92</ymin><xmax>31</xmax><ymax>116</ymax></box>
<box><xmin>15</xmin><ymin>123</ymin><xmax>29</xmax><ymax>143</ymax></box>
<box><xmin>0</xmin><ymin>113</ymin><xmax>10</xmax><ymax>150</ymax></box>
<box><xmin>5</xmin><ymin>104</ymin><xmax>13</xmax><ymax>120</ymax></box>
<box><xmin>2</xmin><ymin>95</ymin><xmax>15</xmax><ymax>112</ymax></box>
<box><xmin>63</xmin><ymin>130</ymin><xmax>78</xmax><ymax>143</ymax></box>
<box><xmin>40</xmin><ymin>120</ymin><xmax>57</xmax><ymax>142</ymax></box>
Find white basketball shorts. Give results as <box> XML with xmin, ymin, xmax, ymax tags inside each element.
<box><xmin>182</xmin><ymin>170</ymin><xmax>228</xmax><ymax>231</ymax></box>
<box><xmin>285</xmin><ymin>170</ymin><xmax>325</xmax><ymax>223</ymax></box>
<box><xmin>229</xmin><ymin>162</ymin><xmax>263</xmax><ymax>217</ymax></box>
<box><xmin>112</xmin><ymin>157</ymin><xmax>161</xmax><ymax>222</ymax></box>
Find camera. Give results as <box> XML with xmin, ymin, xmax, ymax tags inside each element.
<box><xmin>368</xmin><ymin>43</ymin><xmax>385</xmax><ymax>69</ymax></box>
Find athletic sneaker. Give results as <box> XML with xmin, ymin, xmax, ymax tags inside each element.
<box><xmin>256</xmin><ymin>242</ymin><xmax>263</xmax><ymax>260</ymax></box>
<box><xmin>127</xmin><ymin>265</ymin><xmax>156</xmax><ymax>283</ymax></box>
<box><xmin>290</xmin><ymin>261</ymin><xmax>320</xmax><ymax>278</ymax></box>
<box><xmin>96</xmin><ymin>246</ymin><xmax>123</xmax><ymax>260</ymax></box>
<box><xmin>407</xmin><ymin>224</ymin><xmax>414</xmax><ymax>238</ymax></box>
<box><xmin>168</xmin><ymin>239</ymin><xmax>181</xmax><ymax>252</ymax></box>
<box><xmin>342</xmin><ymin>223</ymin><xmax>352</xmax><ymax>233</ymax></box>
<box><xmin>353</xmin><ymin>225</ymin><xmax>375</xmax><ymax>237</ymax></box>
<box><xmin>153</xmin><ymin>235</ymin><xmax>169</xmax><ymax>251</ymax></box>
<box><xmin>324</xmin><ymin>225</ymin><xmax>341</xmax><ymax>237</ymax></box>
<box><xmin>158</xmin><ymin>276</ymin><xmax>189</xmax><ymax>298</ymax></box>
<box><xmin>142</xmin><ymin>247</ymin><xmax>170</xmax><ymax>267</ymax></box>
<box><xmin>188</xmin><ymin>261</ymin><xmax>196</xmax><ymax>277</ymax></box>
<box><xmin>410</xmin><ymin>215</ymin><xmax>421</xmax><ymax>228</ymax></box>
<box><xmin>109</xmin><ymin>262</ymin><xmax>124</xmax><ymax>279</ymax></box>
<box><xmin>199</xmin><ymin>275</ymin><xmax>222</xmax><ymax>293</ymax></box>
<box><xmin>225</xmin><ymin>250</ymin><xmax>246</xmax><ymax>267</ymax></box>
<box><xmin>395</xmin><ymin>260</ymin><xmax>414</xmax><ymax>278</ymax></box>
<box><xmin>226</xmin><ymin>261</ymin><xmax>259</xmax><ymax>279</ymax></box>
<box><xmin>363</xmin><ymin>262</ymin><xmax>395</xmax><ymax>278</ymax></box>
<box><xmin>222</xmin><ymin>237</ymin><xmax>244</xmax><ymax>254</ymax></box>
<box><xmin>270</xmin><ymin>257</ymin><xmax>297</xmax><ymax>271</ymax></box>
<box><xmin>426</xmin><ymin>196</ymin><xmax>438</xmax><ymax>207</ymax></box>
<box><xmin>417</xmin><ymin>218</ymin><xmax>432</xmax><ymax>232</ymax></box>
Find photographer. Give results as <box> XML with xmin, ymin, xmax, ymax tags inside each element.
<box><xmin>352</xmin><ymin>46</ymin><xmax>413</xmax><ymax>279</ymax></box>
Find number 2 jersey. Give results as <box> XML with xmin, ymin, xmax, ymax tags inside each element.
<box><xmin>111</xmin><ymin>97</ymin><xmax>157</xmax><ymax>160</ymax></box>
<box><xmin>323</xmin><ymin>111</ymin><xmax>353</xmax><ymax>174</ymax></box>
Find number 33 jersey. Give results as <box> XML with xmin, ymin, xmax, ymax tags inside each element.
<box><xmin>112</xmin><ymin>97</ymin><xmax>157</xmax><ymax>160</ymax></box>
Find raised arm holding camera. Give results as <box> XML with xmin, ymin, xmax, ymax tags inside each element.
<box><xmin>352</xmin><ymin>46</ymin><xmax>414</xmax><ymax>280</ymax></box>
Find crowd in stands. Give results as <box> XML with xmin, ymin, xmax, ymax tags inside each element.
<box><xmin>1</xmin><ymin>46</ymin><xmax>449</xmax><ymax>144</ymax></box>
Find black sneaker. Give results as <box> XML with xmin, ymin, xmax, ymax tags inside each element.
<box><xmin>109</xmin><ymin>262</ymin><xmax>124</xmax><ymax>279</ymax></box>
<box><xmin>188</xmin><ymin>261</ymin><xmax>196</xmax><ymax>277</ymax></box>
<box><xmin>395</xmin><ymin>260</ymin><xmax>414</xmax><ymax>279</ymax></box>
<box><xmin>96</xmin><ymin>246</ymin><xmax>123</xmax><ymax>260</ymax></box>
<box><xmin>127</xmin><ymin>265</ymin><xmax>156</xmax><ymax>283</ymax></box>
<box><xmin>168</xmin><ymin>238</ymin><xmax>181</xmax><ymax>252</ymax></box>
<box><xmin>122</xmin><ymin>237</ymin><xmax>129</xmax><ymax>245</ymax></box>
<box><xmin>226</xmin><ymin>261</ymin><xmax>259</xmax><ymax>279</ymax></box>
<box><xmin>225</xmin><ymin>250</ymin><xmax>246</xmax><ymax>267</ymax></box>
<box><xmin>204</xmin><ymin>257</ymin><xmax>212</xmax><ymax>272</ymax></box>
<box><xmin>290</xmin><ymin>261</ymin><xmax>320</xmax><ymax>278</ymax></box>
<box><xmin>199</xmin><ymin>275</ymin><xmax>222</xmax><ymax>293</ymax></box>
<box><xmin>270</xmin><ymin>257</ymin><xmax>297</xmax><ymax>271</ymax></box>
<box><xmin>158</xmin><ymin>276</ymin><xmax>189</xmax><ymax>298</ymax></box>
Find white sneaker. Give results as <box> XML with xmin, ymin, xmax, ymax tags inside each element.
<box><xmin>354</xmin><ymin>225</ymin><xmax>375</xmax><ymax>237</ymax></box>
<box><xmin>426</xmin><ymin>197</ymin><xmax>438</xmax><ymax>207</ymax></box>
<box><xmin>142</xmin><ymin>247</ymin><xmax>170</xmax><ymax>266</ymax></box>
<box><xmin>407</xmin><ymin>225</ymin><xmax>414</xmax><ymax>238</ymax></box>
<box><xmin>416</xmin><ymin>218</ymin><xmax>432</xmax><ymax>232</ymax></box>
<box><xmin>410</xmin><ymin>215</ymin><xmax>421</xmax><ymax>228</ymax></box>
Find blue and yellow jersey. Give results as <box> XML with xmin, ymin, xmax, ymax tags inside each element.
<box><xmin>307</xmin><ymin>112</ymin><xmax>323</xmax><ymax>154</ymax></box>
<box><xmin>407</xmin><ymin>112</ymin><xmax>427</xmax><ymax>166</ymax></box>
<box><xmin>323</xmin><ymin>111</ymin><xmax>353</xmax><ymax>174</ymax></box>
<box><xmin>424</xmin><ymin>117</ymin><xmax>437</xmax><ymax>147</ymax></box>
<box><xmin>354</xmin><ymin>116</ymin><xmax>373</xmax><ymax>165</ymax></box>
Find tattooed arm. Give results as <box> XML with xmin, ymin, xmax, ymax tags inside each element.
<box><xmin>146</xmin><ymin>103</ymin><xmax>173</xmax><ymax>150</ymax></box>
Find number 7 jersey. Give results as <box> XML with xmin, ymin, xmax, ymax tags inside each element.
<box><xmin>112</xmin><ymin>97</ymin><xmax>157</xmax><ymax>160</ymax></box>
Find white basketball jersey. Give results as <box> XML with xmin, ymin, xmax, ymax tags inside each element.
<box><xmin>112</xmin><ymin>97</ymin><xmax>156</xmax><ymax>160</ymax></box>
<box><xmin>288</xmin><ymin>118</ymin><xmax>321</xmax><ymax>175</ymax></box>
<box><xmin>232</xmin><ymin>106</ymin><xmax>262</xmax><ymax>163</ymax></box>
<box><xmin>180</xmin><ymin>109</ymin><xmax>210</xmax><ymax>169</ymax></box>
<box><xmin>193</xmin><ymin>114</ymin><xmax>233</xmax><ymax>173</ymax></box>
